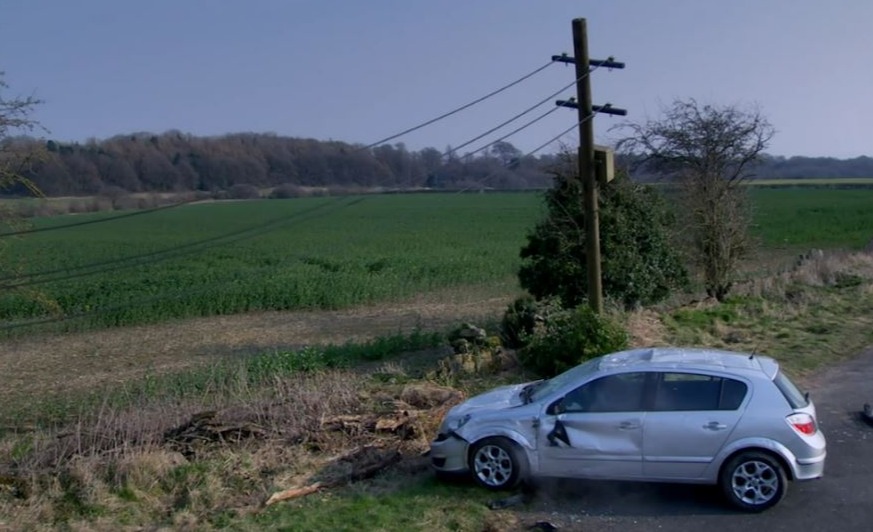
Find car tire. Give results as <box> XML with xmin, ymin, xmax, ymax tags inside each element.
<box><xmin>469</xmin><ymin>437</ymin><xmax>528</xmax><ymax>490</ymax></box>
<box><xmin>719</xmin><ymin>451</ymin><xmax>788</xmax><ymax>512</ymax></box>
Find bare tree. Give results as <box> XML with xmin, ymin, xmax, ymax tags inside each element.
<box><xmin>0</xmin><ymin>72</ymin><xmax>45</xmax><ymax>196</ymax></box>
<box><xmin>618</xmin><ymin>99</ymin><xmax>775</xmax><ymax>300</ymax></box>
<box><xmin>1</xmin><ymin>73</ymin><xmax>45</xmax><ymax>269</ymax></box>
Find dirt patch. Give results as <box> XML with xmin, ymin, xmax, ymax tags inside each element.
<box><xmin>0</xmin><ymin>288</ymin><xmax>512</xmax><ymax>408</ymax></box>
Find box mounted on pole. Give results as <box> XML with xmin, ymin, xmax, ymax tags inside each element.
<box><xmin>594</xmin><ymin>145</ymin><xmax>615</xmax><ymax>185</ymax></box>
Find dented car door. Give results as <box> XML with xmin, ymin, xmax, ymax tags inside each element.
<box><xmin>537</xmin><ymin>372</ymin><xmax>650</xmax><ymax>480</ymax></box>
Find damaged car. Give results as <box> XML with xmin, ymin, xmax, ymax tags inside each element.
<box><xmin>430</xmin><ymin>347</ymin><xmax>826</xmax><ymax>512</ymax></box>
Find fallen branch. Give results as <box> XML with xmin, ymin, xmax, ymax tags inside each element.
<box><xmin>265</xmin><ymin>482</ymin><xmax>324</xmax><ymax>506</ymax></box>
<box><xmin>163</xmin><ymin>411</ymin><xmax>266</xmax><ymax>457</ymax></box>
<box><xmin>264</xmin><ymin>446</ymin><xmax>402</xmax><ymax>507</ymax></box>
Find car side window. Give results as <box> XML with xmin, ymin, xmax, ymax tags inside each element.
<box><xmin>654</xmin><ymin>373</ymin><xmax>748</xmax><ymax>411</ymax></box>
<box><xmin>719</xmin><ymin>377</ymin><xmax>748</xmax><ymax>410</ymax></box>
<box><xmin>562</xmin><ymin>372</ymin><xmax>647</xmax><ymax>413</ymax></box>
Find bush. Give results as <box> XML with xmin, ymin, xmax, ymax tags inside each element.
<box><xmin>519</xmin><ymin>169</ymin><xmax>688</xmax><ymax>309</ymax></box>
<box><xmin>500</xmin><ymin>296</ymin><xmax>565</xmax><ymax>349</ymax></box>
<box><xmin>519</xmin><ymin>304</ymin><xmax>628</xmax><ymax>377</ymax></box>
<box><xmin>227</xmin><ymin>184</ymin><xmax>261</xmax><ymax>199</ymax></box>
<box><xmin>269</xmin><ymin>183</ymin><xmax>307</xmax><ymax>199</ymax></box>
<box><xmin>500</xmin><ymin>296</ymin><xmax>539</xmax><ymax>348</ymax></box>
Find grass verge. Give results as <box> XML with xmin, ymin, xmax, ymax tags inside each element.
<box><xmin>2</xmin><ymin>250</ymin><xmax>873</xmax><ymax>530</ymax></box>
<box><xmin>250</xmin><ymin>475</ymin><xmax>498</xmax><ymax>532</ymax></box>
<box><xmin>661</xmin><ymin>251</ymin><xmax>873</xmax><ymax>377</ymax></box>
<box><xmin>1</xmin><ymin>329</ymin><xmax>444</xmax><ymax>429</ymax></box>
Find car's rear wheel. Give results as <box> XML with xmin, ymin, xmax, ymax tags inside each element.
<box><xmin>469</xmin><ymin>437</ymin><xmax>528</xmax><ymax>490</ymax></box>
<box><xmin>720</xmin><ymin>451</ymin><xmax>787</xmax><ymax>512</ymax></box>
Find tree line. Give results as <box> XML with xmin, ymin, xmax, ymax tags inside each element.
<box><xmin>3</xmin><ymin>132</ymin><xmax>871</xmax><ymax>197</ymax></box>
<box><xmin>625</xmin><ymin>153</ymin><xmax>873</xmax><ymax>182</ymax></box>
<box><xmin>2</xmin><ymin>133</ymin><xmax>562</xmax><ymax>197</ymax></box>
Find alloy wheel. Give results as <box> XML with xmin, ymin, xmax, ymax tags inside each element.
<box><xmin>473</xmin><ymin>444</ymin><xmax>514</xmax><ymax>488</ymax></box>
<box><xmin>730</xmin><ymin>460</ymin><xmax>780</xmax><ymax>506</ymax></box>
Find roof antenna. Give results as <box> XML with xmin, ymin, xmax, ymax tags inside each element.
<box><xmin>748</xmin><ymin>341</ymin><xmax>761</xmax><ymax>361</ymax></box>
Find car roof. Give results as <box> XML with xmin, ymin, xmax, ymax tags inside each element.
<box><xmin>597</xmin><ymin>347</ymin><xmax>779</xmax><ymax>380</ymax></box>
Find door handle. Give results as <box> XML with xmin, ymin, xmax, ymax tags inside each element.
<box><xmin>618</xmin><ymin>421</ymin><xmax>640</xmax><ymax>430</ymax></box>
<box><xmin>704</xmin><ymin>421</ymin><xmax>728</xmax><ymax>431</ymax></box>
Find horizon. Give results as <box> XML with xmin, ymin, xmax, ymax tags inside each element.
<box><xmin>17</xmin><ymin>130</ymin><xmax>873</xmax><ymax>163</ymax></box>
<box><xmin>2</xmin><ymin>1</ymin><xmax>872</xmax><ymax>159</ymax></box>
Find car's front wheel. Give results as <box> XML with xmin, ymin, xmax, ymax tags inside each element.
<box><xmin>720</xmin><ymin>451</ymin><xmax>788</xmax><ymax>512</ymax></box>
<box><xmin>469</xmin><ymin>437</ymin><xmax>528</xmax><ymax>490</ymax></box>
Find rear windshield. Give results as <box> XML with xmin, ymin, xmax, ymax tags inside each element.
<box><xmin>774</xmin><ymin>371</ymin><xmax>808</xmax><ymax>409</ymax></box>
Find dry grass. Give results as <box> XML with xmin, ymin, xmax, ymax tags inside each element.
<box><xmin>738</xmin><ymin>250</ymin><xmax>873</xmax><ymax>299</ymax></box>
<box><xmin>0</xmin><ymin>288</ymin><xmax>512</xmax><ymax>414</ymax></box>
<box><xmin>625</xmin><ymin>309</ymin><xmax>669</xmax><ymax>347</ymax></box>
<box><xmin>0</xmin><ymin>359</ymin><xmax>474</xmax><ymax>529</ymax></box>
<box><xmin>664</xmin><ymin>250</ymin><xmax>873</xmax><ymax>379</ymax></box>
<box><xmin>3</xmin><ymin>249</ymin><xmax>873</xmax><ymax>529</ymax></box>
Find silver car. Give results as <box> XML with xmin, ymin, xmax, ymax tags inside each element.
<box><xmin>430</xmin><ymin>347</ymin><xmax>826</xmax><ymax>511</ymax></box>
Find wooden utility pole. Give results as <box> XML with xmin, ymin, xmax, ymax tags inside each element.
<box><xmin>573</xmin><ymin>18</ymin><xmax>603</xmax><ymax>314</ymax></box>
<box><xmin>553</xmin><ymin>19</ymin><xmax>626</xmax><ymax>314</ymax></box>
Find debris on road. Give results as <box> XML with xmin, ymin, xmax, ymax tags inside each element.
<box><xmin>863</xmin><ymin>403</ymin><xmax>873</xmax><ymax>426</ymax></box>
<box><xmin>488</xmin><ymin>493</ymin><xmax>529</xmax><ymax>510</ymax></box>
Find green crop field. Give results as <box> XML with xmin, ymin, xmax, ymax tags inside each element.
<box><xmin>746</xmin><ymin>177</ymin><xmax>873</xmax><ymax>187</ymax></box>
<box><xmin>0</xmin><ymin>194</ymin><xmax>544</xmax><ymax>334</ymax></box>
<box><xmin>1</xmin><ymin>188</ymin><xmax>871</xmax><ymax>334</ymax></box>
<box><xmin>750</xmin><ymin>188</ymin><xmax>873</xmax><ymax>249</ymax></box>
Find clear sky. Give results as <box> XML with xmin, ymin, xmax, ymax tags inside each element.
<box><xmin>2</xmin><ymin>0</ymin><xmax>871</xmax><ymax>158</ymax></box>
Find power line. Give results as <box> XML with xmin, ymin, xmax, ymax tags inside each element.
<box><xmin>443</xmin><ymin>62</ymin><xmax>605</xmax><ymax>160</ymax></box>
<box><xmin>0</xmin><ymin>111</ymin><xmax>595</xmax><ymax>330</ymax></box>
<box><xmin>2</xmin><ymin>197</ymin><xmax>357</xmax><ymax>287</ymax></box>
<box><xmin>0</xmin><ymin>197</ymin><xmax>200</xmax><ymax>238</ymax></box>
<box><xmin>453</xmin><ymin>107</ymin><xmax>606</xmax><ymax>194</ymax></box>
<box><xmin>359</xmin><ymin>60</ymin><xmax>555</xmax><ymax>151</ymax></box>
<box><xmin>459</xmin><ymin>105</ymin><xmax>561</xmax><ymax>160</ymax></box>
<box><xmin>526</xmin><ymin>110</ymin><xmax>598</xmax><ymax>156</ymax></box>
<box><xmin>0</xmin><ymin>61</ymin><xmax>611</xmax><ymax>322</ymax></box>
<box><xmin>0</xmin><ymin>199</ymin><xmax>373</xmax><ymax>331</ymax></box>
<box><xmin>0</xmin><ymin>281</ymin><xmax>226</xmax><ymax>332</ymax></box>
<box><xmin>0</xmin><ymin>197</ymin><xmax>360</xmax><ymax>289</ymax></box>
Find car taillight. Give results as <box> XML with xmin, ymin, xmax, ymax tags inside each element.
<box><xmin>786</xmin><ymin>413</ymin><xmax>817</xmax><ymax>435</ymax></box>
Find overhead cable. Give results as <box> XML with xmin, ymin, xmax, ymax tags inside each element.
<box><xmin>0</xmin><ymin>197</ymin><xmax>200</xmax><ymax>238</ymax></box>
<box><xmin>442</xmin><ymin>62</ymin><xmax>605</xmax><ymax>160</ymax></box>
<box><xmin>360</xmin><ymin>60</ymin><xmax>555</xmax><ymax>150</ymax></box>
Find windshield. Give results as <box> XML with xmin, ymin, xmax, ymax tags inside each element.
<box><xmin>529</xmin><ymin>359</ymin><xmax>600</xmax><ymax>402</ymax></box>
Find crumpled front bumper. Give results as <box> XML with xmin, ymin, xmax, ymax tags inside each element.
<box><xmin>430</xmin><ymin>432</ymin><xmax>469</xmax><ymax>473</ymax></box>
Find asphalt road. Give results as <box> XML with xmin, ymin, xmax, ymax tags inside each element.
<box><xmin>517</xmin><ymin>347</ymin><xmax>873</xmax><ymax>531</ymax></box>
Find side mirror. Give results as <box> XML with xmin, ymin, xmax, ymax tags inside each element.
<box><xmin>547</xmin><ymin>398</ymin><xmax>565</xmax><ymax>416</ymax></box>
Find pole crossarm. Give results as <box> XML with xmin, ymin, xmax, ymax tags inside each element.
<box><xmin>555</xmin><ymin>100</ymin><xmax>628</xmax><ymax>116</ymax></box>
<box><xmin>552</xmin><ymin>53</ymin><xmax>625</xmax><ymax>69</ymax></box>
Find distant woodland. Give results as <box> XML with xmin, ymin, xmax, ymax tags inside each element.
<box><xmin>4</xmin><ymin>132</ymin><xmax>873</xmax><ymax>197</ymax></box>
